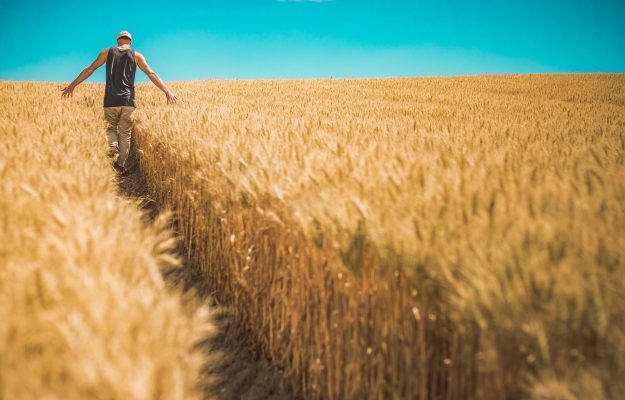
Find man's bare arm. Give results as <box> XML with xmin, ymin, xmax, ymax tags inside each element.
<box><xmin>61</xmin><ymin>48</ymin><xmax>108</xmax><ymax>98</ymax></box>
<box><xmin>135</xmin><ymin>52</ymin><xmax>177</xmax><ymax>104</ymax></box>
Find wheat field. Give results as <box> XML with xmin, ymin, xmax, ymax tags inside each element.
<box><xmin>1</xmin><ymin>74</ymin><xmax>624</xmax><ymax>399</ymax></box>
<box><xmin>0</xmin><ymin>82</ymin><xmax>216</xmax><ymax>400</ymax></box>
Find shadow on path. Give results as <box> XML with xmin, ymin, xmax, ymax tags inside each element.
<box><xmin>114</xmin><ymin>148</ymin><xmax>295</xmax><ymax>400</ymax></box>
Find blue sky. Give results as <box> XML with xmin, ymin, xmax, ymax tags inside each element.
<box><xmin>0</xmin><ymin>0</ymin><xmax>624</xmax><ymax>81</ymax></box>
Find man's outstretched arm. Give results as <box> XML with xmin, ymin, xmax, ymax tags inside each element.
<box><xmin>61</xmin><ymin>48</ymin><xmax>108</xmax><ymax>98</ymax></box>
<box><xmin>135</xmin><ymin>52</ymin><xmax>177</xmax><ymax>104</ymax></box>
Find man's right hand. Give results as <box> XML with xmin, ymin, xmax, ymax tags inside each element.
<box><xmin>165</xmin><ymin>90</ymin><xmax>178</xmax><ymax>104</ymax></box>
<box><xmin>135</xmin><ymin>51</ymin><xmax>177</xmax><ymax>104</ymax></box>
<box><xmin>61</xmin><ymin>85</ymin><xmax>75</xmax><ymax>98</ymax></box>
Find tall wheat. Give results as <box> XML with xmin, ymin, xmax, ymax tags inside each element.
<box><xmin>3</xmin><ymin>74</ymin><xmax>623</xmax><ymax>399</ymax></box>
<box><xmin>131</xmin><ymin>74</ymin><xmax>624</xmax><ymax>399</ymax></box>
<box><xmin>0</xmin><ymin>81</ymin><xmax>215</xmax><ymax>400</ymax></box>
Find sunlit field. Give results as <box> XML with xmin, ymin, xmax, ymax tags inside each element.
<box><xmin>2</xmin><ymin>74</ymin><xmax>624</xmax><ymax>399</ymax></box>
<box><xmin>0</xmin><ymin>82</ymin><xmax>214</xmax><ymax>400</ymax></box>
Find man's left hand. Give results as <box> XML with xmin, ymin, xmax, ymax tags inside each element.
<box><xmin>61</xmin><ymin>85</ymin><xmax>75</xmax><ymax>98</ymax></box>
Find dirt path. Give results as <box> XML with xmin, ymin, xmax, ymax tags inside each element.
<box><xmin>115</xmin><ymin>149</ymin><xmax>295</xmax><ymax>400</ymax></box>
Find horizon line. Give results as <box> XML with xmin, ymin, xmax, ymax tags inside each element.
<box><xmin>1</xmin><ymin>71</ymin><xmax>623</xmax><ymax>84</ymax></box>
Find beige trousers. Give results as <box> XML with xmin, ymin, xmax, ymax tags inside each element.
<box><xmin>103</xmin><ymin>106</ymin><xmax>136</xmax><ymax>168</ymax></box>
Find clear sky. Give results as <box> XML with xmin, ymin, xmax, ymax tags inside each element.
<box><xmin>0</xmin><ymin>0</ymin><xmax>624</xmax><ymax>82</ymax></box>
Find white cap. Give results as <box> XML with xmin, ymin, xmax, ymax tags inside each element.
<box><xmin>117</xmin><ymin>31</ymin><xmax>132</xmax><ymax>40</ymax></box>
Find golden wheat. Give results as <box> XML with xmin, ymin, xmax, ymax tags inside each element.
<box><xmin>4</xmin><ymin>74</ymin><xmax>623</xmax><ymax>399</ymax></box>
<box><xmin>0</xmin><ymin>81</ymin><xmax>215</xmax><ymax>400</ymax></box>
<box><xmin>129</xmin><ymin>74</ymin><xmax>624</xmax><ymax>399</ymax></box>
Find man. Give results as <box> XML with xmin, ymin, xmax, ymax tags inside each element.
<box><xmin>61</xmin><ymin>30</ymin><xmax>177</xmax><ymax>175</ymax></box>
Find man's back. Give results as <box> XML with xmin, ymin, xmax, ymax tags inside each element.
<box><xmin>104</xmin><ymin>46</ymin><xmax>137</xmax><ymax>107</ymax></box>
<box><xmin>61</xmin><ymin>31</ymin><xmax>177</xmax><ymax>107</ymax></box>
<box><xmin>60</xmin><ymin>30</ymin><xmax>178</xmax><ymax>175</ymax></box>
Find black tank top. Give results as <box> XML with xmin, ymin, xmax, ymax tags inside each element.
<box><xmin>104</xmin><ymin>47</ymin><xmax>137</xmax><ymax>107</ymax></box>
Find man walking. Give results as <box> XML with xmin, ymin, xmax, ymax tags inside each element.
<box><xmin>61</xmin><ymin>30</ymin><xmax>177</xmax><ymax>175</ymax></box>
